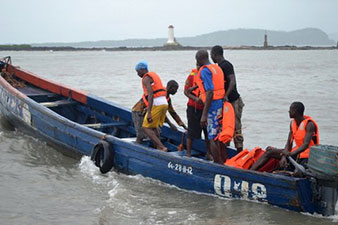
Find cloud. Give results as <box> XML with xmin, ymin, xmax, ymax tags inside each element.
<box><xmin>1</xmin><ymin>0</ymin><xmax>337</xmax><ymax>44</ymax></box>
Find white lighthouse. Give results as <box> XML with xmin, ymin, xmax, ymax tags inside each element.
<box><xmin>164</xmin><ymin>25</ymin><xmax>180</xmax><ymax>46</ymax></box>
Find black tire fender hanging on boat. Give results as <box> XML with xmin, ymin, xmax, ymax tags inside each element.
<box><xmin>90</xmin><ymin>140</ymin><xmax>114</xmax><ymax>174</ymax></box>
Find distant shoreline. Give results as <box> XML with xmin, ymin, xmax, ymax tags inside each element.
<box><xmin>0</xmin><ymin>45</ymin><xmax>337</xmax><ymax>51</ymax></box>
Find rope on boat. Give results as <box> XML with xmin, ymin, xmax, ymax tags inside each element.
<box><xmin>1</xmin><ymin>71</ymin><xmax>26</xmax><ymax>88</ymax></box>
<box><xmin>0</xmin><ymin>56</ymin><xmax>26</xmax><ymax>88</ymax></box>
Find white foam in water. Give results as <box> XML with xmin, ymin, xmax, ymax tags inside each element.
<box><xmin>300</xmin><ymin>206</ymin><xmax>338</xmax><ymax>221</ymax></box>
<box><xmin>79</xmin><ymin>156</ymin><xmax>117</xmax><ymax>185</ymax></box>
<box><xmin>333</xmin><ymin>215</ymin><xmax>338</xmax><ymax>223</ymax></box>
<box><xmin>79</xmin><ymin>156</ymin><xmax>100</xmax><ymax>178</ymax></box>
<box><xmin>187</xmin><ymin>214</ymin><xmax>197</xmax><ymax>222</ymax></box>
<box><xmin>107</xmin><ymin>183</ymin><xmax>120</xmax><ymax>198</ymax></box>
<box><xmin>78</xmin><ymin>156</ymin><xmax>118</xmax><ymax>186</ymax></box>
<box><xmin>79</xmin><ymin>156</ymin><xmax>123</xmax><ymax>213</ymax></box>
<box><xmin>93</xmin><ymin>207</ymin><xmax>102</xmax><ymax>215</ymax></box>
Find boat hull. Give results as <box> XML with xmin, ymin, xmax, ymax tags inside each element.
<box><xmin>0</xmin><ymin>63</ymin><xmax>331</xmax><ymax>215</ymax></box>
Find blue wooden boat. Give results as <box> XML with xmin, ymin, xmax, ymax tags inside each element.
<box><xmin>0</xmin><ymin>56</ymin><xmax>337</xmax><ymax>216</ymax></box>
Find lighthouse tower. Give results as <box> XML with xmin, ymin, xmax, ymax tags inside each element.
<box><xmin>263</xmin><ymin>32</ymin><xmax>268</xmax><ymax>48</ymax></box>
<box><xmin>164</xmin><ymin>25</ymin><xmax>180</xmax><ymax>46</ymax></box>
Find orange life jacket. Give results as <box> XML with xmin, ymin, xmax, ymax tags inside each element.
<box><xmin>190</xmin><ymin>68</ymin><xmax>200</xmax><ymax>97</ymax></box>
<box><xmin>225</xmin><ymin>147</ymin><xmax>265</xmax><ymax>169</ymax></box>
<box><xmin>142</xmin><ymin>72</ymin><xmax>166</xmax><ymax>107</ymax></box>
<box><xmin>215</xmin><ymin>102</ymin><xmax>235</xmax><ymax>143</ymax></box>
<box><xmin>290</xmin><ymin>116</ymin><xmax>319</xmax><ymax>159</ymax></box>
<box><xmin>195</xmin><ymin>64</ymin><xmax>225</xmax><ymax>102</ymax></box>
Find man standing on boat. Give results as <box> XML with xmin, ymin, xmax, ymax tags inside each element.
<box><xmin>251</xmin><ymin>102</ymin><xmax>319</xmax><ymax>171</ymax></box>
<box><xmin>195</xmin><ymin>50</ymin><xmax>225</xmax><ymax>163</ymax></box>
<box><xmin>132</xmin><ymin>79</ymin><xmax>187</xmax><ymax>144</ymax></box>
<box><xmin>184</xmin><ymin>68</ymin><xmax>211</xmax><ymax>159</ymax></box>
<box><xmin>211</xmin><ymin>45</ymin><xmax>244</xmax><ymax>153</ymax></box>
<box><xmin>134</xmin><ymin>61</ymin><xmax>168</xmax><ymax>151</ymax></box>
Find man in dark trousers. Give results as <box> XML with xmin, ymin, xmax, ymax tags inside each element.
<box><xmin>184</xmin><ymin>68</ymin><xmax>211</xmax><ymax>159</ymax></box>
<box><xmin>211</xmin><ymin>45</ymin><xmax>245</xmax><ymax>152</ymax></box>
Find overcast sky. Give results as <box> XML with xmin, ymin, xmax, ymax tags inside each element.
<box><xmin>1</xmin><ymin>0</ymin><xmax>338</xmax><ymax>44</ymax></box>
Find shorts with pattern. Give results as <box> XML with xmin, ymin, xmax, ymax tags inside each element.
<box><xmin>207</xmin><ymin>107</ymin><xmax>222</xmax><ymax>139</ymax></box>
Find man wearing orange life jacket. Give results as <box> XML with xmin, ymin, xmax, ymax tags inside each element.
<box><xmin>251</xmin><ymin>102</ymin><xmax>319</xmax><ymax>171</ymax></box>
<box><xmin>195</xmin><ymin>50</ymin><xmax>226</xmax><ymax>164</ymax></box>
<box><xmin>135</xmin><ymin>61</ymin><xmax>168</xmax><ymax>151</ymax></box>
<box><xmin>142</xmin><ymin>80</ymin><xmax>187</xmax><ymax>130</ymax></box>
<box><xmin>184</xmin><ymin>68</ymin><xmax>211</xmax><ymax>159</ymax></box>
<box><xmin>132</xmin><ymin>79</ymin><xmax>187</xmax><ymax>144</ymax></box>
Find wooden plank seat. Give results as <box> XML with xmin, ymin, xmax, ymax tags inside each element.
<box><xmin>27</xmin><ymin>92</ymin><xmax>57</xmax><ymax>98</ymax></box>
<box><xmin>83</xmin><ymin>121</ymin><xmax>129</xmax><ymax>129</ymax></box>
<box><xmin>40</xmin><ymin>100</ymin><xmax>76</xmax><ymax>108</ymax></box>
<box><xmin>18</xmin><ymin>86</ymin><xmax>56</xmax><ymax>97</ymax></box>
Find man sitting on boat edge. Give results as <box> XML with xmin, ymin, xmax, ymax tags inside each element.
<box><xmin>250</xmin><ymin>102</ymin><xmax>319</xmax><ymax>171</ymax></box>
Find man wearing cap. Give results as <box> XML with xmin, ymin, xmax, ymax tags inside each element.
<box><xmin>134</xmin><ymin>61</ymin><xmax>168</xmax><ymax>151</ymax></box>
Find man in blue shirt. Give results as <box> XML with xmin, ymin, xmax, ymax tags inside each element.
<box><xmin>195</xmin><ymin>50</ymin><xmax>225</xmax><ymax>163</ymax></box>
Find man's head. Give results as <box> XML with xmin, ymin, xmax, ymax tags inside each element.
<box><xmin>195</xmin><ymin>50</ymin><xmax>209</xmax><ymax>68</ymax></box>
<box><xmin>211</xmin><ymin>45</ymin><xmax>224</xmax><ymax>63</ymax></box>
<box><xmin>289</xmin><ymin>102</ymin><xmax>305</xmax><ymax>118</ymax></box>
<box><xmin>167</xmin><ymin>80</ymin><xmax>179</xmax><ymax>95</ymax></box>
<box><xmin>135</xmin><ymin>61</ymin><xmax>148</xmax><ymax>78</ymax></box>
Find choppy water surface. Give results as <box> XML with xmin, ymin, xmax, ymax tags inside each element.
<box><xmin>0</xmin><ymin>50</ymin><xmax>337</xmax><ymax>225</ymax></box>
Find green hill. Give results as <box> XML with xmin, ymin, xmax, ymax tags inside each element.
<box><xmin>32</xmin><ymin>28</ymin><xmax>335</xmax><ymax>48</ymax></box>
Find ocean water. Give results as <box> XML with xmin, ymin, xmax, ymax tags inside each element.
<box><xmin>0</xmin><ymin>50</ymin><xmax>337</xmax><ymax>225</ymax></box>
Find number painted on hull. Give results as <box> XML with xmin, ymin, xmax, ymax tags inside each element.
<box><xmin>214</xmin><ymin>174</ymin><xmax>267</xmax><ymax>200</ymax></box>
<box><xmin>0</xmin><ymin>88</ymin><xmax>31</xmax><ymax>126</ymax></box>
<box><xmin>168</xmin><ymin>161</ymin><xmax>193</xmax><ymax>175</ymax></box>
<box><xmin>22</xmin><ymin>104</ymin><xmax>31</xmax><ymax>125</ymax></box>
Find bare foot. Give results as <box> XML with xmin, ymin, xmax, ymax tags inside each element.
<box><xmin>177</xmin><ymin>144</ymin><xmax>184</xmax><ymax>151</ymax></box>
<box><xmin>158</xmin><ymin>147</ymin><xmax>168</xmax><ymax>152</ymax></box>
<box><xmin>206</xmin><ymin>153</ymin><xmax>214</xmax><ymax>161</ymax></box>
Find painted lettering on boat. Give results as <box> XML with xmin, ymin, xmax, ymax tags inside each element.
<box><xmin>0</xmin><ymin>88</ymin><xmax>31</xmax><ymax>126</ymax></box>
<box><xmin>22</xmin><ymin>104</ymin><xmax>31</xmax><ymax>125</ymax></box>
<box><xmin>214</xmin><ymin>174</ymin><xmax>267</xmax><ymax>199</ymax></box>
<box><xmin>168</xmin><ymin>161</ymin><xmax>193</xmax><ymax>175</ymax></box>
